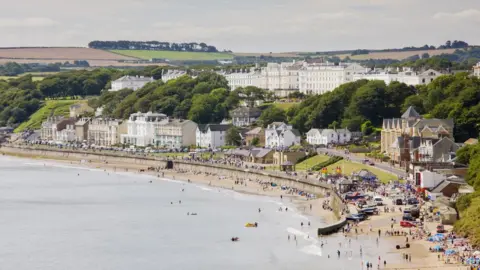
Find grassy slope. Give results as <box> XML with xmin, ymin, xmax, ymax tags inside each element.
<box><xmin>15</xmin><ymin>100</ymin><xmax>86</xmax><ymax>133</ymax></box>
<box><xmin>110</xmin><ymin>50</ymin><xmax>234</xmax><ymax>61</ymax></box>
<box><xmin>296</xmin><ymin>154</ymin><xmax>330</xmax><ymax>170</ymax></box>
<box><xmin>325</xmin><ymin>159</ymin><xmax>397</xmax><ymax>184</ymax></box>
<box><xmin>0</xmin><ymin>76</ymin><xmax>44</xmax><ymax>81</ymax></box>
<box><xmin>275</xmin><ymin>102</ymin><xmax>298</xmax><ymax>110</ymax></box>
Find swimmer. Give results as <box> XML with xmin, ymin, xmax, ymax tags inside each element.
<box><xmin>179</xmin><ymin>200</ymin><xmax>181</xmax><ymax>204</ymax></box>
<box><xmin>171</xmin><ymin>202</ymin><xmax>173</xmax><ymax>204</ymax></box>
<box><xmin>182</xmin><ymin>189</ymin><xmax>184</xmax><ymax>192</ymax></box>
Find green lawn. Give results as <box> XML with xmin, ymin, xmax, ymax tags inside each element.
<box><xmin>14</xmin><ymin>100</ymin><xmax>86</xmax><ymax>133</ymax></box>
<box><xmin>110</xmin><ymin>50</ymin><xmax>234</xmax><ymax>61</ymax></box>
<box><xmin>296</xmin><ymin>154</ymin><xmax>330</xmax><ymax>170</ymax></box>
<box><xmin>275</xmin><ymin>102</ymin><xmax>298</xmax><ymax>110</ymax></box>
<box><xmin>0</xmin><ymin>76</ymin><xmax>44</xmax><ymax>81</ymax></box>
<box><xmin>325</xmin><ymin>160</ymin><xmax>398</xmax><ymax>184</ymax></box>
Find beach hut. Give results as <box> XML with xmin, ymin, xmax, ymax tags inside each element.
<box><xmin>280</xmin><ymin>161</ymin><xmax>294</xmax><ymax>172</ymax></box>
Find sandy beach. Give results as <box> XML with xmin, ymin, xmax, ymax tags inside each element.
<box><xmin>0</xmin><ymin>150</ymin><xmax>471</xmax><ymax>270</ymax></box>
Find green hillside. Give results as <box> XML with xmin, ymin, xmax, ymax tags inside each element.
<box><xmin>110</xmin><ymin>50</ymin><xmax>234</xmax><ymax>61</ymax></box>
<box><xmin>14</xmin><ymin>100</ymin><xmax>86</xmax><ymax>133</ymax></box>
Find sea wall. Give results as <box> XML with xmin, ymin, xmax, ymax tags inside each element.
<box><xmin>0</xmin><ymin>145</ymin><xmax>346</xmax><ymax>234</ymax></box>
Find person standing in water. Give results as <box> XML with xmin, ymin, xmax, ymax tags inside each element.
<box><xmin>258</xmin><ymin>208</ymin><xmax>261</xmax><ymax>213</ymax></box>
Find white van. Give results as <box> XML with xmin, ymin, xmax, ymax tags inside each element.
<box><xmin>373</xmin><ymin>196</ymin><xmax>383</xmax><ymax>206</ymax></box>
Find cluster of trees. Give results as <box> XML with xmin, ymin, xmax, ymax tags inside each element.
<box><xmin>89</xmin><ymin>72</ymin><xmax>269</xmax><ymax>124</ymax></box>
<box><xmin>395</xmin><ymin>47</ymin><xmax>480</xmax><ymax>71</ymax></box>
<box><xmin>438</xmin><ymin>40</ymin><xmax>469</xmax><ymax>50</ymax></box>
<box><xmin>351</xmin><ymin>49</ymin><xmax>370</xmax><ymax>56</ymax></box>
<box><xmin>0</xmin><ymin>76</ymin><xmax>43</xmax><ymax>126</ymax></box>
<box><xmin>0</xmin><ymin>62</ymin><xmax>61</xmax><ymax>76</ymax></box>
<box><xmin>454</xmin><ymin>144</ymin><xmax>480</xmax><ymax>246</ymax></box>
<box><xmin>286</xmin><ymin>73</ymin><xmax>480</xmax><ymax>143</ymax></box>
<box><xmin>37</xmin><ymin>69</ymin><xmax>121</xmax><ymax>97</ymax></box>
<box><xmin>88</xmin><ymin>40</ymin><xmax>221</xmax><ymax>53</ymax></box>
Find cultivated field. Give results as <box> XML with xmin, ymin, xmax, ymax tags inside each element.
<box><xmin>0</xmin><ymin>58</ymin><xmax>167</xmax><ymax>67</ymax></box>
<box><xmin>0</xmin><ymin>48</ymin><xmax>136</xmax><ymax>60</ymax></box>
<box><xmin>336</xmin><ymin>48</ymin><xmax>457</xmax><ymax>60</ymax></box>
<box><xmin>111</xmin><ymin>50</ymin><xmax>234</xmax><ymax>60</ymax></box>
<box><xmin>233</xmin><ymin>52</ymin><xmax>299</xmax><ymax>58</ymax></box>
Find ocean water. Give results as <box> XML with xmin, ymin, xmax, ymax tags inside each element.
<box><xmin>0</xmin><ymin>156</ymin><xmax>396</xmax><ymax>270</ymax></box>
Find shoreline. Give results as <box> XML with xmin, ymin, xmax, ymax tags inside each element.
<box><xmin>0</xmin><ymin>149</ymin><xmax>470</xmax><ymax>269</ymax></box>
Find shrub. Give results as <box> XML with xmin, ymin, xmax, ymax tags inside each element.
<box><xmin>311</xmin><ymin>156</ymin><xmax>343</xmax><ymax>171</ymax></box>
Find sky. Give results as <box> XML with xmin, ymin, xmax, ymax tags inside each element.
<box><xmin>0</xmin><ymin>0</ymin><xmax>479</xmax><ymax>52</ymax></box>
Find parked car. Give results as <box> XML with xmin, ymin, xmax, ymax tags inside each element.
<box><xmin>407</xmin><ymin>198</ymin><xmax>419</xmax><ymax>205</ymax></box>
<box><xmin>436</xmin><ymin>224</ymin><xmax>446</xmax><ymax>233</ymax></box>
<box><xmin>373</xmin><ymin>196</ymin><xmax>383</xmax><ymax>206</ymax></box>
<box><xmin>402</xmin><ymin>214</ymin><xmax>415</xmax><ymax>221</ymax></box>
<box><xmin>369</xmin><ymin>161</ymin><xmax>375</xmax><ymax>166</ymax></box>
<box><xmin>395</xmin><ymin>198</ymin><xmax>404</xmax><ymax>205</ymax></box>
<box><xmin>400</xmin><ymin>220</ymin><xmax>416</xmax><ymax>228</ymax></box>
<box><xmin>346</xmin><ymin>213</ymin><xmax>366</xmax><ymax>221</ymax></box>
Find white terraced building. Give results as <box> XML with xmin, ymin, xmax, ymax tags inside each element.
<box><xmin>87</xmin><ymin>118</ymin><xmax>126</xmax><ymax>146</ymax></box>
<box><xmin>261</xmin><ymin>61</ymin><xmax>303</xmax><ymax>91</ymax></box>
<box><xmin>353</xmin><ymin>67</ymin><xmax>443</xmax><ymax>86</ymax></box>
<box><xmin>298</xmin><ymin>62</ymin><xmax>366</xmax><ymax>95</ymax></box>
<box><xmin>219</xmin><ymin>68</ymin><xmax>264</xmax><ymax>90</ymax></box>
<box><xmin>121</xmin><ymin>112</ymin><xmax>168</xmax><ymax>147</ymax></box>
<box><xmin>264</xmin><ymin>122</ymin><xmax>301</xmax><ymax>148</ymax></box>
<box><xmin>161</xmin><ymin>70</ymin><xmax>188</xmax><ymax>82</ymax></box>
<box><xmin>474</xmin><ymin>62</ymin><xmax>480</xmax><ymax>78</ymax></box>
<box><xmin>154</xmin><ymin>119</ymin><xmax>197</xmax><ymax>149</ymax></box>
<box><xmin>218</xmin><ymin>61</ymin><xmax>304</xmax><ymax>96</ymax></box>
<box><xmin>110</xmin><ymin>75</ymin><xmax>154</xmax><ymax>91</ymax></box>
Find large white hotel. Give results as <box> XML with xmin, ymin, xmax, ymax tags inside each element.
<box><xmin>160</xmin><ymin>61</ymin><xmax>446</xmax><ymax>96</ymax></box>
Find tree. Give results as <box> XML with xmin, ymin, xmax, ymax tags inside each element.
<box><xmin>226</xmin><ymin>126</ymin><xmax>242</xmax><ymax>146</ymax></box>
<box><xmin>258</xmin><ymin>106</ymin><xmax>286</xmax><ymax>127</ymax></box>
<box><xmin>361</xmin><ymin>120</ymin><xmax>374</xmax><ymax>135</ymax></box>
<box><xmin>328</xmin><ymin>121</ymin><xmax>339</xmax><ymax>129</ymax></box>
<box><xmin>240</xmin><ymin>86</ymin><xmax>267</xmax><ymax>107</ymax></box>
<box><xmin>251</xmin><ymin>137</ymin><xmax>260</xmax><ymax>146</ymax></box>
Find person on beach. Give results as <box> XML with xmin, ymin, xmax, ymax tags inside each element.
<box><xmin>288</xmin><ymin>235</ymin><xmax>290</xmax><ymax>241</ymax></box>
<box><xmin>337</xmin><ymin>250</ymin><xmax>340</xmax><ymax>258</ymax></box>
<box><xmin>301</xmin><ymin>222</ymin><xmax>303</xmax><ymax>227</ymax></box>
<box><xmin>308</xmin><ymin>221</ymin><xmax>310</xmax><ymax>226</ymax></box>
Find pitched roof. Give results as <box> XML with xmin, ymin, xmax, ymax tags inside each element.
<box><xmin>246</xmin><ymin>127</ymin><xmax>263</xmax><ymax>135</ymax></box>
<box><xmin>464</xmin><ymin>138</ymin><xmax>478</xmax><ymax>145</ymax></box>
<box><xmin>231</xmin><ymin>107</ymin><xmax>261</xmax><ymax>117</ymax></box>
<box><xmin>290</xmin><ymin>129</ymin><xmax>301</xmax><ymax>136</ymax></box>
<box><xmin>207</xmin><ymin>124</ymin><xmax>230</xmax><ymax>132</ymax></box>
<box><xmin>401</xmin><ymin>106</ymin><xmax>421</xmax><ymax>119</ymax></box>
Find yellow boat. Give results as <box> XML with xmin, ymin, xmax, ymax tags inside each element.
<box><xmin>245</xmin><ymin>223</ymin><xmax>257</xmax><ymax>228</ymax></box>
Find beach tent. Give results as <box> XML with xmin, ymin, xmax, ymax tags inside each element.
<box><xmin>445</xmin><ymin>249</ymin><xmax>457</xmax><ymax>255</ymax></box>
<box><xmin>432</xmin><ymin>245</ymin><xmax>442</xmax><ymax>251</ymax></box>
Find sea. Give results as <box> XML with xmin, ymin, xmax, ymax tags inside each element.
<box><xmin>0</xmin><ymin>156</ymin><xmax>398</xmax><ymax>270</ymax></box>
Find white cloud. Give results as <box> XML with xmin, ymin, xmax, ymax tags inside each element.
<box><xmin>0</xmin><ymin>17</ymin><xmax>58</xmax><ymax>28</ymax></box>
<box><xmin>433</xmin><ymin>9</ymin><xmax>480</xmax><ymax>21</ymax></box>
